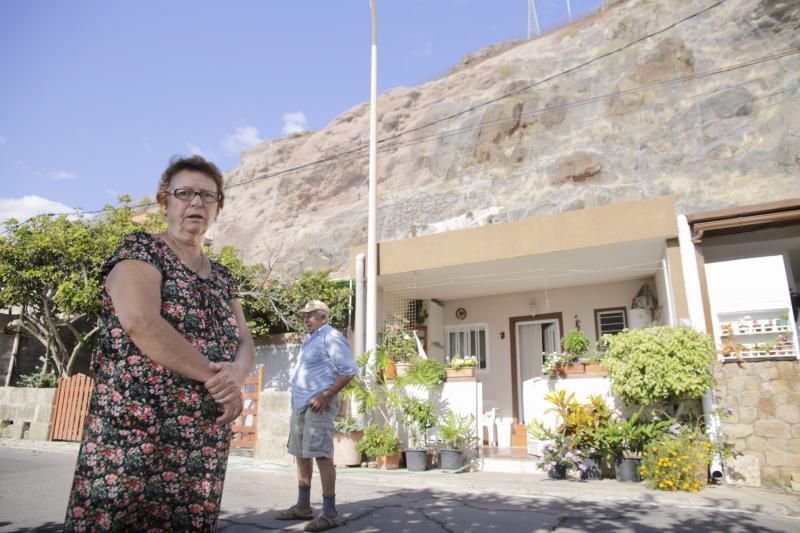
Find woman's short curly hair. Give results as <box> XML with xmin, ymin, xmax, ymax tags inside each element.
<box><xmin>156</xmin><ymin>155</ymin><xmax>225</xmax><ymax>210</ymax></box>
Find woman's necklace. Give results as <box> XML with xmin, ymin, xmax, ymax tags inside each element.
<box><xmin>165</xmin><ymin>234</ymin><xmax>207</xmax><ymax>275</ymax></box>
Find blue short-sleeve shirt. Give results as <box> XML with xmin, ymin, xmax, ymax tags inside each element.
<box><xmin>290</xmin><ymin>323</ymin><xmax>357</xmax><ymax>410</ymax></box>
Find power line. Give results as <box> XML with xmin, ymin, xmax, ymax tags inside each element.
<box><xmin>5</xmin><ymin>0</ymin><xmax>790</xmax><ymax>235</ymax></box>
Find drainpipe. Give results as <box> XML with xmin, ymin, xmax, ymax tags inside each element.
<box><xmin>354</xmin><ymin>254</ymin><xmax>366</xmax><ymax>359</ymax></box>
<box><xmin>677</xmin><ymin>214</ymin><xmax>724</xmax><ymax>481</ymax></box>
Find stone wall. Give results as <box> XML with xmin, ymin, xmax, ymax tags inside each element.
<box><xmin>0</xmin><ymin>386</ymin><xmax>56</xmax><ymax>441</ymax></box>
<box><xmin>714</xmin><ymin>360</ymin><xmax>800</xmax><ymax>489</ymax></box>
<box><xmin>254</xmin><ymin>390</ymin><xmax>293</xmax><ymax>464</ymax></box>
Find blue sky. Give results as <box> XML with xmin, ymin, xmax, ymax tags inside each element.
<box><xmin>0</xmin><ymin>0</ymin><xmax>601</xmax><ymax>223</ymax></box>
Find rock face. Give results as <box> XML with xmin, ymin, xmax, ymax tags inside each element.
<box><xmin>212</xmin><ymin>0</ymin><xmax>800</xmax><ymax>276</ymax></box>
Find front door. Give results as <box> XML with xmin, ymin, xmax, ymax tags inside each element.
<box><xmin>515</xmin><ymin>319</ymin><xmax>560</xmax><ymax>422</ymax></box>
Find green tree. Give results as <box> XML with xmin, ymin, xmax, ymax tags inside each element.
<box><xmin>211</xmin><ymin>248</ymin><xmax>351</xmax><ymax>336</ymax></box>
<box><xmin>0</xmin><ymin>197</ymin><xmax>143</xmax><ymax>376</ymax></box>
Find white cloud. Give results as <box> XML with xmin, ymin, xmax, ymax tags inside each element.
<box><xmin>0</xmin><ymin>135</ymin><xmax>7</xmax><ymax>145</ymax></box>
<box><xmin>186</xmin><ymin>143</ymin><xmax>207</xmax><ymax>158</ymax></box>
<box><xmin>49</xmin><ymin>170</ymin><xmax>78</xmax><ymax>181</ymax></box>
<box><xmin>281</xmin><ymin>112</ymin><xmax>307</xmax><ymax>136</ymax></box>
<box><xmin>141</xmin><ymin>140</ymin><xmax>153</xmax><ymax>153</ymax></box>
<box><xmin>0</xmin><ymin>195</ymin><xmax>74</xmax><ymax>223</ymax></box>
<box><xmin>221</xmin><ymin>126</ymin><xmax>263</xmax><ymax>156</ymax></box>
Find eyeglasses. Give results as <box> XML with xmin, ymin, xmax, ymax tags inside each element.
<box><xmin>167</xmin><ymin>188</ymin><xmax>221</xmax><ymax>204</ymax></box>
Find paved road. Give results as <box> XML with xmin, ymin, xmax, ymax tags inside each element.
<box><xmin>1</xmin><ymin>442</ymin><xmax>799</xmax><ymax>532</ymax></box>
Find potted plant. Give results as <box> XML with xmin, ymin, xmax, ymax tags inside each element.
<box><xmin>379</xmin><ymin>318</ymin><xmax>419</xmax><ymax>378</ymax></box>
<box><xmin>595</xmin><ymin>408</ymin><xmax>673</xmax><ymax>482</ymax></box>
<box><xmin>562</xmin><ymin>329</ymin><xmax>590</xmax><ymax>359</ymax></box>
<box><xmin>356</xmin><ymin>424</ymin><xmax>401</xmax><ymax>469</ymax></box>
<box><xmin>438</xmin><ymin>409</ymin><xmax>477</xmax><ymax>470</ymax></box>
<box><xmin>332</xmin><ymin>417</ymin><xmax>364</xmax><ymax>467</ymax></box>
<box><xmin>542</xmin><ymin>351</ymin><xmax>579</xmax><ymax>377</ymax></box>
<box><xmin>446</xmin><ymin>354</ymin><xmax>477</xmax><ymax>379</ymax></box>
<box><xmin>398</xmin><ymin>358</ymin><xmax>446</xmax><ymax>388</ymax></box>
<box><xmin>399</xmin><ymin>396</ymin><xmax>437</xmax><ymax>471</ymax></box>
<box><xmin>536</xmin><ymin>434</ymin><xmax>588</xmax><ymax>480</ymax></box>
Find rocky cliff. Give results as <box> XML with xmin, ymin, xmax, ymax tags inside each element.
<box><xmin>212</xmin><ymin>0</ymin><xmax>800</xmax><ymax>276</ymax></box>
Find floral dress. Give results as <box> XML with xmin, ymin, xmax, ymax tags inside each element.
<box><xmin>65</xmin><ymin>231</ymin><xmax>240</xmax><ymax>532</ymax></box>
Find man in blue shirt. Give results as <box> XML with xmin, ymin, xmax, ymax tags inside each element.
<box><xmin>276</xmin><ymin>300</ymin><xmax>357</xmax><ymax>531</ymax></box>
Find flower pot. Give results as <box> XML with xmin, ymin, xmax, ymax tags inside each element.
<box><xmin>445</xmin><ymin>367</ymin><xmax>476</xmax><ymax>379</ymax></box>
<box><xmin>615</xmin><ymin>457</ymin><xmax>641</xmax><ymax>482</ymax></box>
<box><xmin>583</xmin><ymin>363</ymin><xmax>606</xmax><ymax>375</ymax></box>
<box><xmin>548</xmin><ymin>464</ymin><xmax>567</xmax><ymax>479</ymax></box>
<box><xmin>438</xmin><ymin>449</ymin><xmax>464</xmax><ymax>471</ymax></box>
<box><xmin>562</xmin><ymin>363</ymin><xmax>585</xmax><ymax>375</ymax></box>
<box><xmin>383</xmin><ymin>361</ymin><xmax>397</xmax><ymax>380</ymax></box>
<box><xmin>395</xmin><ymin>362</ymin><xmax>411</xmax><ymax>377</ymax></box>
<box><xmin>377</xmin><ymin>453</ymin><xmax>401</xmax><ymax>470</ymax></box>
<box><xmin>333</xmin><ymin>431</ymin><xmax>364</xmax><ymax>467</ymax></box>
<box><xmin>404</xmin><ymin>449</ymin><xmax>428</xmax><ymax>471</ymax></box>
<box><xmin>581</xmin><ymin>454</ymin><xmax>602</xmax><ymax>480</ymax></box>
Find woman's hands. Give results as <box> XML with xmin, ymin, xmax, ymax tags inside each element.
<box><xmin>205</xmin><ymin>361</ymin><xmax>248</xmax><ymax>424</ymax></box>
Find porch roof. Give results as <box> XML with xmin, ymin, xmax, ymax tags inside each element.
<box><xmin>353</xmin><ymin>196</ymin><xmax>678</xmax><ymax>300</ymax></box>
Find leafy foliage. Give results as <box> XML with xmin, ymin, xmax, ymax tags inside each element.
<box><xmin>209</xmin><ymin>253</ymin><xmax>352</xmax><ymax>337</ymax></box>
<box><xmin>447</xmin><ymin>354</ymin><xmax>477</xmax><ymax>369</ymax></box>
<box><xmin>399</xmin><ymin>396</ymin><xmax>437</xmax><ymax>449</ymax></box>
<box><xmin>333</xmin><ymin>416</ymin><xmax>362</xmax><ymax>434</ymax></box>
<box><xmin>562</xmin><ymin>329</ymin><xmax>590</xmax><ymax>357</ymax></box>
<box><xmin>17</xmin><ymin>371</ymin><xmax>59</xmax><ymax>388</ymax></box>
<box><xmin>602</xmin><ymin>326</ymin><xmax>714</xmax><ymax>409</ymax></box>
<box><xmin>542</xmin><ymin>351</ymin><xmax>578</xmax><ymax>375</ymax></box>
<box><xmin>537</xmin><ymin>434</ymin><xmax>589</xmax><ymax>474</ymax></box>
<box><xmin>0</xmin><ymin>198</ymin><xmax>147</xmax><ymax>377</ymax></box>
<box><xmin>378</xmin><ymin>317</ymin><xmax>418</xmax><ymax>363</ymax></box>
<box><xmin>355</xmin><ymin>424</ymin><xmax>399</xmax><ymax>458</ymax></box>
<box><xmin>438</xmin><ymin>409</ymin><xmax>477</xmax><ymax>451</ymax></box>
<box><xmin>396</xmin><ymin>358</ymin><xmax>446</xmax><ymax>388</ymax></box>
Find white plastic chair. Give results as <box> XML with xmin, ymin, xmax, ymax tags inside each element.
<box><xmin>482</xmin><ymin>401</ymin><xmax>498</xmax><ymax>447</ymax></box>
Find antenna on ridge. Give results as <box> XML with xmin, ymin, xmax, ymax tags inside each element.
<box><xmin>527</xmin><ymin>0</ymin><xmax>541</xmax><ymax>38</ymax></box>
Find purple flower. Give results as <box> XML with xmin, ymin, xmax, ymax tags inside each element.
<box><xmin>578</xmin><ymin>463</ymin><xmax>588</xmax><ymax>471</ymax></box>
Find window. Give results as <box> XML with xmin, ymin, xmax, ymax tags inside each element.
<box><xmin>594</xmin><ymin>307</ymin><xmax>628</xmax><ymax>339</ymax></box>
<box><xmin>445</xmin><ymin>324</ymin><xmax>488</xmax><ymax>370</ymax></box>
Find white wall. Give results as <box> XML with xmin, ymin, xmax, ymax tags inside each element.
<box><xmin>441</xmin><ymin>277</ymin><xmax>651</xmax><ymax>421</ymax></box>
<box><xmin>427</xmin><ymin>299</ymin><xmax>445</xmax><ymax>361</ymax></box>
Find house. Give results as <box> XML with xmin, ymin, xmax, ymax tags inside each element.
<box><xmin>347</xmin><ymin>194</ymin><xmax>800</xmax><ymax>487</ymax></box>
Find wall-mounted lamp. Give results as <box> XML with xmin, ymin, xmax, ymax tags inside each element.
<box><xmin>529</xmin><ymin>302</ymin><xmax>537</xmax><ymax>317</ymax></box>
<box><xmin>500</xmin><ymin>331</ymin><xmax>505</xmax><ymax>339</ymax></box>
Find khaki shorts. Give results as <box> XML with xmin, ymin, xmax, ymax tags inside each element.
<box><xmin>287</xmin><ymin>396</ymin><xmax>340</xmax><ymax>459</ymax></box>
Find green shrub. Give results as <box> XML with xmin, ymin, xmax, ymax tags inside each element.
<box><xmin>334</xmin><ymin>416</ymin><xmax>362</xmax><ymax>434</ymax></box>
<box><xmin>399</xmin><ymin>397</ymin><xmax>437</xmax><ymax>449</ymax></box>
<box><xmin>398</xmin><ymin>358</ymin><xmax>446</xmax><ymax>387</ymax></box>
<box><xmin>602</xmin><ymin>326</ymin><xmax>714</xmax><ymax>409</ymax></box>
<box><xmin>562</xmin><ymin>330</ymin><xmax>590</xmax><ymax>357</ymax></box>
<box><xmin>439</xmin><ymin>409</ymin><xmax>477</xmax><ymax>451</ymax></box>
<box><xmin>379</xmin><ymin>317</ymin><xmax>418</xmax><ymax>363</ymax></box>
<box><xmin>18</xmin><ymin>371</ymin><xmax>59</xmax><ymax>388</ymax></box>
<box><xmin>355</xmin><ymin>424</ymin><xmax>399</xmax><ymax>458</ymax></box>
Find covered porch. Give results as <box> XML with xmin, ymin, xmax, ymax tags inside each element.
<box><xmin>352</xmin><ymin>196</ymin><xmax>689</xmax><ymax>468</ymax></box>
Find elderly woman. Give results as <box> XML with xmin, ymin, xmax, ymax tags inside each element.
<box><xmin>64</xmin><ymin>155</ymin><xmax>255</xmax><ymax>532</ymax></box>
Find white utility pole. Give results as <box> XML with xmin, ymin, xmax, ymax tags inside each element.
<box><xmin>527</xmin><ymin>0</ymin><xmax>541</xmax><ymax>38</ymax></box>
<box><xmin>366</xmin><ymin>0</ymin><xmax>379</xmax><ymax>362</ymax></box>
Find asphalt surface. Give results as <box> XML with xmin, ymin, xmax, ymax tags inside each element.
<box><xmin>1</xmin><ymin>439</ymin><xmax>799</xmax><ymax>532</ymax></box>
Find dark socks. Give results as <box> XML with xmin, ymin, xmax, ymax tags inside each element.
<box><xmin>297</xmin><ymin>485</ymin><xmax>311</xmax><ymax>509</ymax></box>
<box><xmin>322</xmin><ymin>494</ymin><xmax>337</xmax><ymax>517</ymax></box>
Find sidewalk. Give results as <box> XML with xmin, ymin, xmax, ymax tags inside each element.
<box><xmin>225</xmin><ymin>454</ymin><xmax>800</xmax><ymax>520</ymax></box>
<box><xmin>3</xmin><ymin>437</ymin><xmax>799</xmax><ymax>530</ymax></box>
